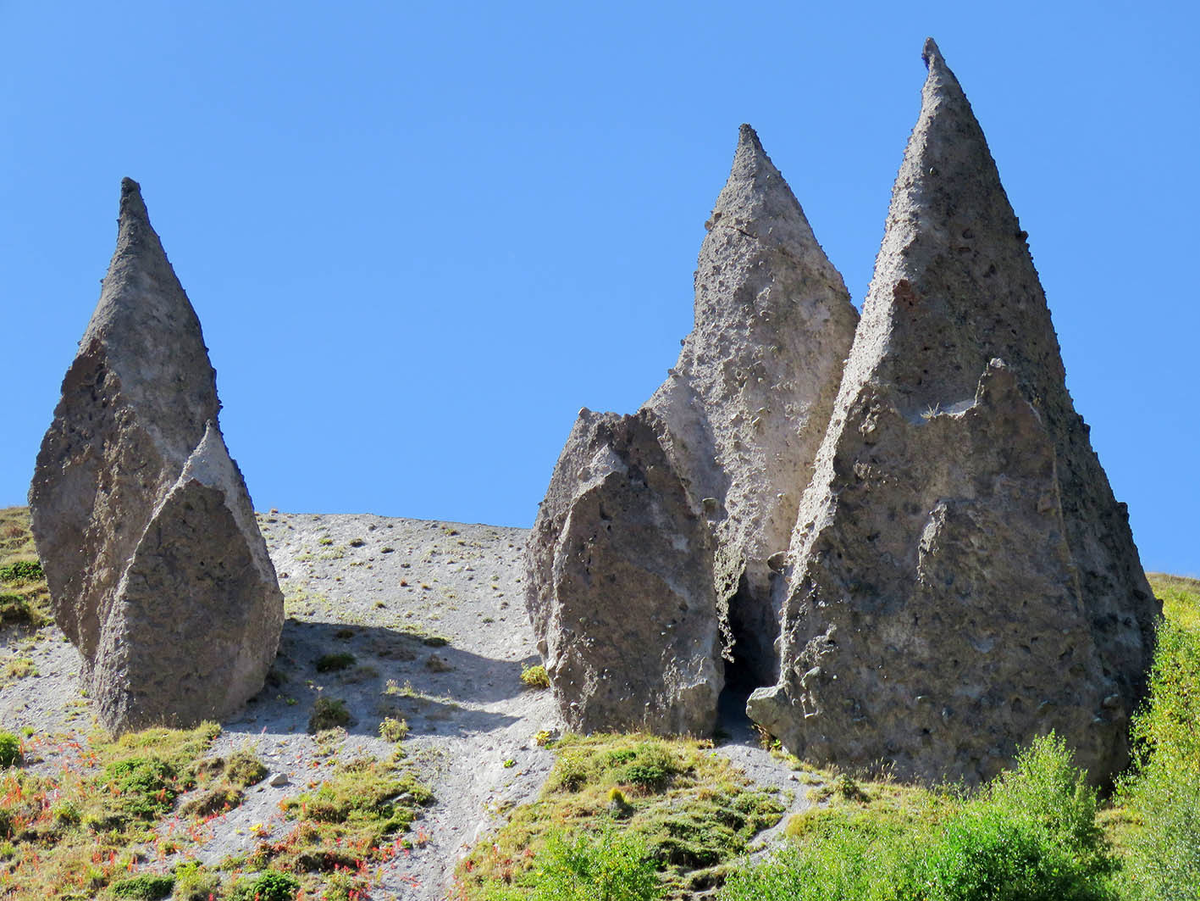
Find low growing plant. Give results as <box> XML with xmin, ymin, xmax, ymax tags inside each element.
<box><xmin>520</xmin><ymin>664</ymin><xmax>551</xmax><ymax>689</ymax></box>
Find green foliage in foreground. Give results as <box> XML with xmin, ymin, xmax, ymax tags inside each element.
<box><xmin>457</xmin><ymin>733</ymin><xmax>784</xmax><ymax>899</ymax></box>
<box><xmin>721</xmin><ymin>735</ymin><xmax>1115</xmax><ymax>901</ymax></box>
<box><xmin>1114</xmin><ymin>575</ymin><xmax>1200</xmax><ymax>900</ymax></box>
<box><xmin>486</xmin><ymin>828</ymin><xmax>663</xmax><ymax>901</ymax></box>
<box><xmin>228</xmin><ymin>869</ymin><xmax>300</xmax><ymax>901</ymax></box>
<box><xmin>0</xmin><ymin>731</ymin><xmax>21</xmax><ymax>768</ymax></box>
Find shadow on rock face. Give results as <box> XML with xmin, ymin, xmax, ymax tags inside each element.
<box><xmin>230</xmin><ymin>619</ymin><xmax>526</xmax><ymax>739</ymax></box>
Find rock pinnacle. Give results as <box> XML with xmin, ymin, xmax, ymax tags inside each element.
<box><xmin>526</xmin><ymin>125</ymin><xmax>858</xmax><ymax>733</ymax></box>
<box><xmin>748</xmin><ymin>40</ymin><xmax>1157</xmax><ymax>785</ymax></box>
<box><xmin>30</xmin><ymin>179</ymin><xmax>283</xmax><ymax>733</ymax></box>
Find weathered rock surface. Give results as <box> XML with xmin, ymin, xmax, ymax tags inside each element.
<box><xmin>29</xmin><ymin>178</ymin><xmax>283</xmax><ymax>733</ymax></box>
<box><xmin>748</xmin><ymin>40</ymin><xmax>1158</xmax><ymax>784</ymax></box>
<box><xmin>646</xmin><ymin>125</ymin><xmax>860</xmax><ymax>688</ymax></box>
<box><xmin>526</xmin><ymin>410</ymin><xmax>721</xmax><ymax>733</ymax></box>
<box><xmin>527</xmin><ymin>127</ymin><xmax>858</xmax><ymax>733</ymax></box>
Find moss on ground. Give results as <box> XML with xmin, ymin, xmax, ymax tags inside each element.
<box><xmin>456</xmin><ymin>733</ymin><xmax>784</xmax><ymax>898</ymax></box>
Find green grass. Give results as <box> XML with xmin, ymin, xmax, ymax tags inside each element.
<box><xmin>1109</xmin><ymin>573</ymin><xmax>1200</xmax><ymax>900</ymax></box>
<box><xmin>0</xmin><ymin>721</ymin><xmax>219</xmax><ymax>900</ymax></box>
<box><xmin>0</xmin><ymin>508</ymin><xmax>51</xmax><ymax>627</ymax></box>
<box><xmin>456</xmin><ymin>733</ymin><xmax>784</xmax><ymax>899</ymax></box>
<box><xmin>722</xmin><ymin>735</ymin><xmax>1116</xmax><ymax>901</ymax></box>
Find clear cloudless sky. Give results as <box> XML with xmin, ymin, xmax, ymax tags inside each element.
<box><xmin>2</xmin><ymin>1</ymin><xmax>1196</xmax><ymax>576</ymax></box>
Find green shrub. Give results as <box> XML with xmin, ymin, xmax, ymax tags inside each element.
<box><xmin>171</xmin><ymin>862</ymin><xmax>221</xmax><ymax>901</ymax></box>
<box><xmin>226</xmin><ymin>748</ymin><xmax>268</xmax><ymax>787</ymax></box>
<box><xmin>379</xmin><ymin>716</ymin><xmax>409</xmax><ymax>742</ymax></box>
<box><xmin>1116</xmin><ymin>606</ymin><xmax>1200</xmax><ymax>899</ymax></box>
<box><xmin>110</xmin><ymin>874</ymin><xmax>174</xmax><ymax>900</ymax></box>
<box><xmin>229</xmin><ymin>870</ymin><xmax>300</xmax><ymax>901</ymax></box>
<box><xmin>314</xmin><ymin>652</ymin><xmax>356</xmax><ymax>673</ymax></box>
<box><xmin>720</xmin><ymin>819</ymin><xmax>911</xmax><ymax>901</ymax></box>
<box><xmin>101</xmin><ymin>756</ymin><xmax>178</xmax><ymax>819</ymax></box>
<box><xmin>308</xmin><ymin>696</ymin><xmax>352</xmax><ymax>732</ymax></box>
<box><xmin>520</xmin><ymin>664</ymin><xmax>551</xmax><ymax>689</ymax></box>
<box><xmin>503</xmin><ymin>827</ymin><xmax>663</xmax><ymax>901</ymax></box>
<box><xmin>910</xmin><ymin>805</ymin><xmax>1112</xmax><ymax>901</ymax></box>
<box><xmin>0</xmin><ymin>560</ymin><xmax>42</xmax><ymax>583</ymax></box>
<box><xmin>720</xmin><ymin>735</ymin><xmax>1113</xmax><ymax>901</ymax></box>
<box><xmin>0</xmin><ymin>732</ymin><xmax>21</xmax><ymax>767</ymax></box>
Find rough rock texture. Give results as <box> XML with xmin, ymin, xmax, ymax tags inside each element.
<box><xmin>29</xmin><ymin>178</ymin><xmax>283</xmax><ymax>733</ymax></box>
<box><xmin>527</xmin><ymin>127</ymin><xmax>859</xmax><ymax>733</ymax></box>
<box><xmin>748</xmin><ymin>40</ymin><xmax>1158</xmax><ymax>784</ymax></box>
<box><xmin>526</xmin><ymin>410</ymin><xmax>721</xmax><ymax>733</ymax></box>
<box><xmin>645</xmin><ymin>125</ymin><xmax>860</xmax><ymax>688</ymax></box>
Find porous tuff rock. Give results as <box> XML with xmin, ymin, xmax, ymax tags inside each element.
<box><xmin>29</xmin><ymin>178</ymin><xmax>283</xmax><ymax>733</ymax></box>
<box><xmin>526</xmin><ymin>410</ymin><xmax>721</xmax><ymax>734</ymax></box>
<box><xmin>645</xmin><ymin>125</ymin><xmax>859</xmax><ymax>688</ymax></box>
<box><xmin>526</xmin><ymin>127</ymin><xmax>858</xmax><ymax>733</ymax></box>
<box><xmin>747</xmin><ymin>40</ymin><xmax>1158</xmax><ymax>784</ymax></box>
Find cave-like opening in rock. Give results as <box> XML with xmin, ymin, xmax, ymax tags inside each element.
<box><xmin>721</xmin><ymin>573</ymin><xmax>778</xmax><ymax>697</ymax></box>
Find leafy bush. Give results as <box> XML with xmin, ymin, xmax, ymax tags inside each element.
<box><xmin>229</xmin><ymin>870</ymin><xmax>300</xmax><ymax>901</ymax></box>
<box><xmin>496</xmin><ymin>827</ymin><xmax>663</xmax><ymax>901</ymax></box>
<box><xmin>721</xmin><ymin>819</ymin><xmax>910</xmax><ymax>901</ymax></box>
<box><xmin>0</xmin><ymin>560</ymin><xmax>42</xmax><ymax>583</ymax></box>
<box><xmin>308</xmin><ymin>696</ymin><xmax>352</xmax><ymax>732</ymax></box>
<box><xmin>720</xmin><ymin>735</ymin><xmax>1114</xmax><ymax>901</ymax></box>
<box><xmin>0</xmin><ymin>732</ymin><xmax>21</xmax><ymax>767</ymax></box>
<box><xmin>521</xmin><ymin>664</ymin><xmax>551</xmax><ymax>689</ymax></box>
<box><xmin>314</xmin><ymin>652</ymin><xmax>356</xmax><ymax>672</ymax></box>
<box><xmin>110</xmin><ymin>874</ymin><xmax>175</xmax><ymax>900</ymax></box>
<box><xmin>379</xmin><ymin>716</ymin><xmax>409</xmax><ymax>742</ymax></box>
<box><xmin>1116</xmin><ymin>589</ymin><xmax>1200</xmax><ymax>900</ymax></box>
<box><xmin>171</xmin><ymin>862</ymin><xmax>221</xmax><ymax>901</ymax></box>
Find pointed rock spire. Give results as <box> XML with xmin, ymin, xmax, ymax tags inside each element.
<box><xmin>647</xmin><ymin>124</ymin><xmax>858</xmax><ymax>690</ymax></box>
<box><xmin>29</xmin><ymin>179</ymin><xmax>283</xmax><ymax>733</ymax></box>
<box><xmin>748</xmin><ymin>40</ymin><xmax>1157</xmax><ymax>785</ymax></box>
<box><xmin>526</xmin><ymin>125</ymin><xmax>858</xmax><ymax>733</ymax></box>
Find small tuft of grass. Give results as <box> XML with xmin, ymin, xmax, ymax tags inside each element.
<box><xmin>520</xmin><ymin>663</ymin><xmax>551</xmax><ymax>689</ymax></box>
<box><xmin>313</xmin><ymin>652</ymin><xmax>356</xmax><ymax>673</ymax></box>
<box><xmin>379</xmin><ymin>717</ymin><xmax>409</xmax><ymax>743</ymax></box>
<box><xmin>226</xmin><ymin>748</ymin><xmax>268</xmax><ymax>787</ymax></box>
<box><xmin>308</xmin><ymin>696</ymin><xmax>352</xmax><ymax>733</ymax></box>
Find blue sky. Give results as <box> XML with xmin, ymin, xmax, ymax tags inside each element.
<box><xmin>2</xmin><ymin>2</ymin><xmax>1196</xmax><ymax>575</ymax></box>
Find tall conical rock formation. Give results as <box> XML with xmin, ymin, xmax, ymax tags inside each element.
<box><xmin>526</xmin><ymin>127</ymin><xmax>859</xmax><ymax>733</ymax></box>
<box><xmin>747</xmin><ymin>40</ymin><xmax>1158</xmax><ymax>784</ymax></box>
<box><xmin>29</xmin><ymin>178</ymin><xmax>284</xmax><ymax>733</ymax></box>
<box><xmin>646</xmin><ymin>125</ymin><xmax>860</xmax><ymax>688</ymax></box>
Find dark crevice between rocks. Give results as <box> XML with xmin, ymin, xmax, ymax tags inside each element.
<box><xmin>719</xmin><ymin>575</ymin><xmax>777</xmax><ymax>740</ymax></box>
<box><xmin>723</xmin><ymin>575</ymin><xmax>777</xmax><ymax>694</ymax></box>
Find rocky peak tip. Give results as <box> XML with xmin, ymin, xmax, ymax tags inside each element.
<box><xmin>736</xmin><ymin>123</ymin><xmax>766</xmax><ymax>156</ymax></box>
<box><xmin>118</xmin><ymin>177</ymin><xmax>149</xmax><ymax>224</ymax></box>
<box><xmin>922</xmin><ymin>37</ymin><xmax>945</xmax><ymax>70</ymax></box>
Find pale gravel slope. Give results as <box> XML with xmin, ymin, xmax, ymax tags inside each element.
<box><xmin>0</xmin><ymin>512</ymin><xmax>813</xmax><ymax>899</ymax></box>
